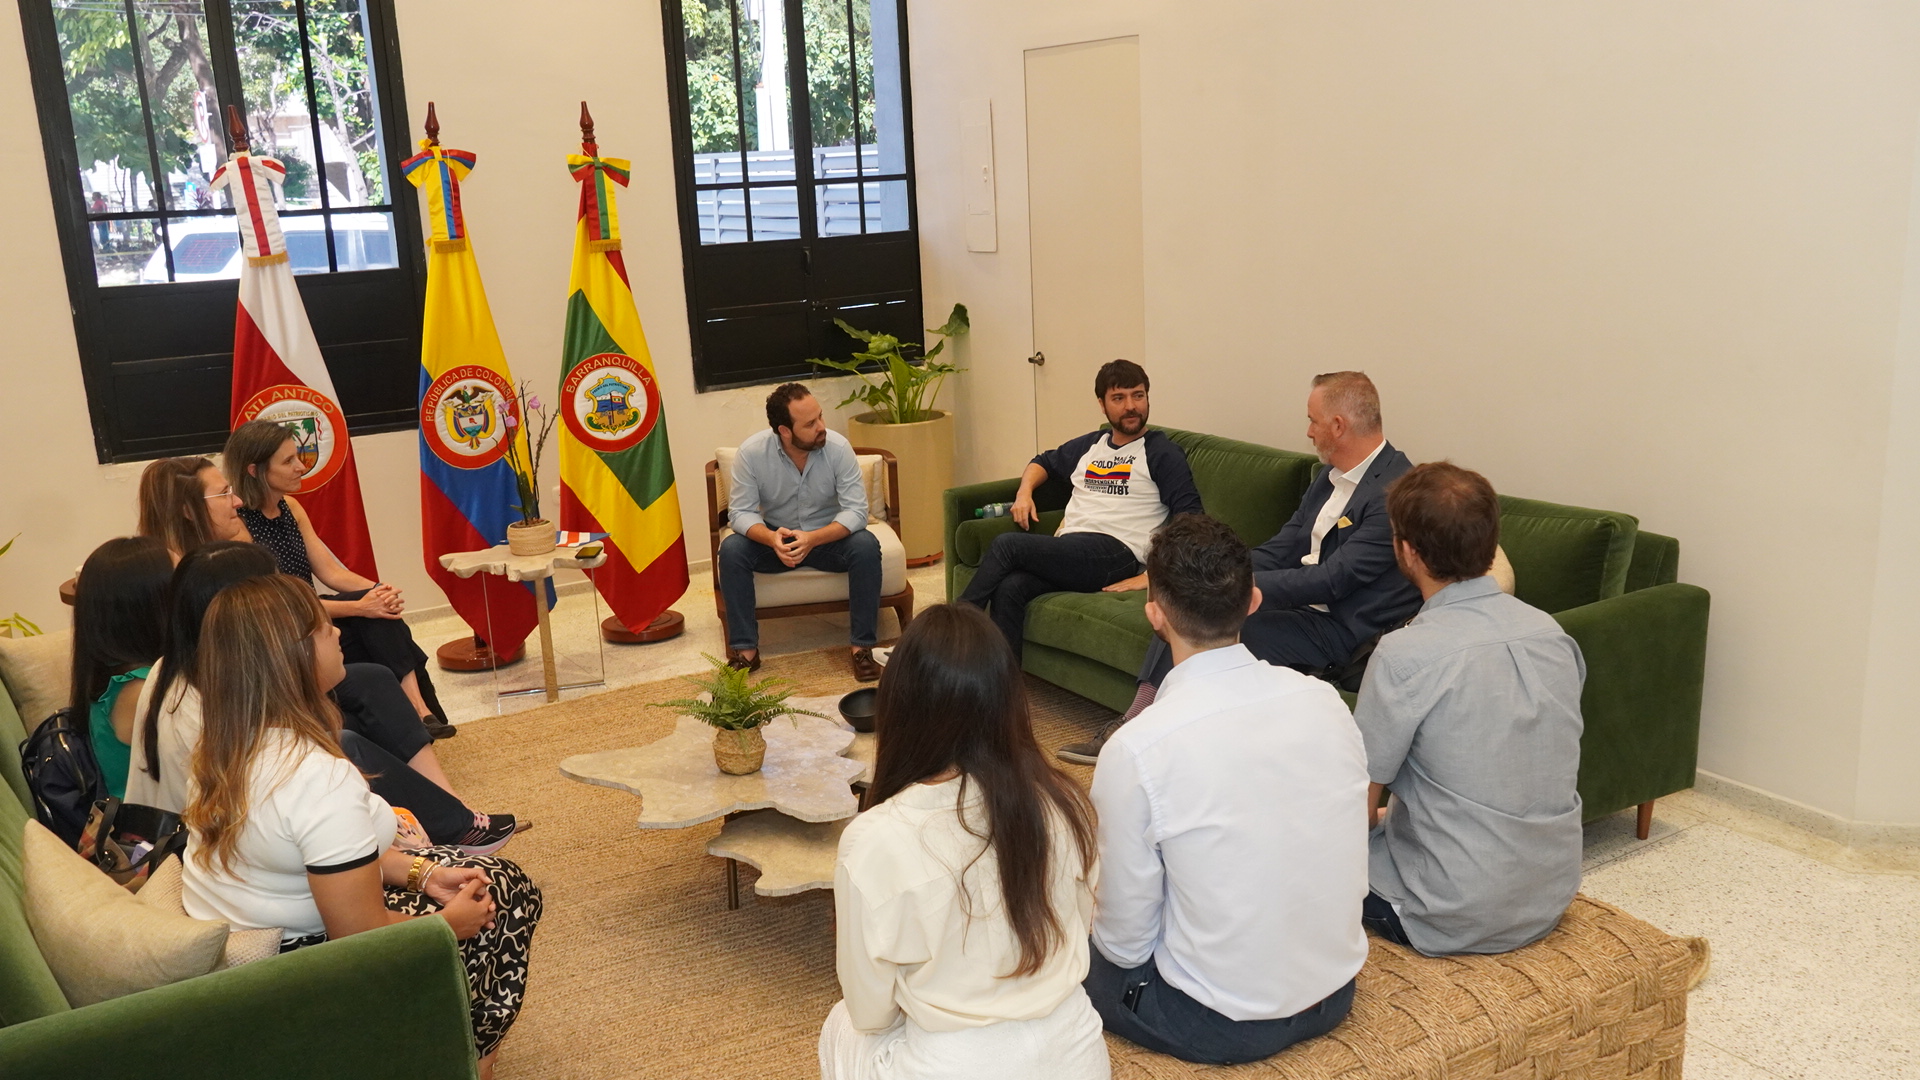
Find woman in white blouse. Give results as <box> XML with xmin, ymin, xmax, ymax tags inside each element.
<box><xmin>181</xmin><ymin>574</ymin><xmax>541</xmax><ymax>1078</ymax></box>
<box><xmin>820</xmin><ymin>603</ymin><xmax>1108</xmax><ymax>1080</ymax></box>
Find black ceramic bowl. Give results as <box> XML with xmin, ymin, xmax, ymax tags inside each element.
<box><xmin>838</xmin><ymin>687</ymin><xmax>878</xmax><ymax>733</ymax></box>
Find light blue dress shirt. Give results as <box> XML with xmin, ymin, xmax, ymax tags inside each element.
<box><xmin>727</xmin><ymin>427</ymin><xmax>869</xmax><ymax>536</ymax></box>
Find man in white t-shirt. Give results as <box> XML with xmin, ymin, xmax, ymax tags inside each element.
<box><xmin>958</xmin><ymin>360</ymin><xmax>1202</xmax><ymax>658</ymax></box>
<box><xmin>1085</xmin><ymin>513</ymin><xmax>1369</xmax><ymax>1065</ymax></box>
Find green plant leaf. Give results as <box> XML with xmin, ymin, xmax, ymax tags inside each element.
<box><xmin>0</xmin><ymin>534</ymin><xmax>15</xmax><ymax>559</ymax></box>
<box><xmin>833</xmin><ymin>317</ymin><xmax>877</xmax><ymax>343</ymax></box>
<box><xmin>929</xmin><ymin>303</ymin><xmax>970</xmax><ymax>339</ymax></box>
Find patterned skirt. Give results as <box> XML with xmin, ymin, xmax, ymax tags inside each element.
<box><xmin>279</xmin><ymin>848</ymin><xmax>543</xmax><ymax>1057</ymax></box>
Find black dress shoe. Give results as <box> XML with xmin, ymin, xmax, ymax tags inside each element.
<box><xmin>423</xmin><ymin>719</ymin><xmax>458</xmax><ymax>740</ymax></box>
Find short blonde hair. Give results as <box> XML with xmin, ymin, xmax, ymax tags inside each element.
<box><xmin>1311</xmin><ymin>371</ymin><xmax>1382</xmax><ymax>435</ymax></box>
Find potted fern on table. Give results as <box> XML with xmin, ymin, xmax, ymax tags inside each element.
<box><xmin>656</xmin><ymin>654</ymin><xmax>829</xmax><ymax>775</ymax></box>
<box><xmin>809</xmin><ymin>304</ymin><xmax>968</xmax><ymax>564</ymax></box>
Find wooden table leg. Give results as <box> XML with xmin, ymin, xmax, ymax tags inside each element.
<box><xmin>536</xmin><ymin>592</ymin><xmax>558</xmax><ymax>703</ymax></box>
<box><xmin>726</xmin><ymin>858</ymin><xmax>740</xmax><ymax>910</ymax></box>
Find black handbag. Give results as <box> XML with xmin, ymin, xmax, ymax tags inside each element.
<box><xmin>78</xmin><ymin>797</ymin><xmax>188</xmax><ymax>892</ymax></box>
<box><xmin>20</xmin><ymin>707</ymin><xmax>105</xmax><ymax>849</ymax></box>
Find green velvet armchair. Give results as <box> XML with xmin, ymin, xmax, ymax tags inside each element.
<box><xmin>944</xmin><ymin>427</ymin><xmax>1710</xmax><ymax>836</ymax></box>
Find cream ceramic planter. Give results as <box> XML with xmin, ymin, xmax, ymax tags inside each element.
<box><xmin>845</xmin><ymin>410</ymin><xmax>953</xmax><ymax>563</ymax></box>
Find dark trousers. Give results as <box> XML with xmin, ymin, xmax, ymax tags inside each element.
<box><xmin>329</xmin><ymin>589</ymin><xmax>448</xmax><ymax>723</ymax></box>
<box><xmin>1362</xmin><ymin>891</ymin><xmax>1413</xmax><ymax>947</ymax></box>
<box><xmin>717</xmin><ymin>530</ymin><xmax>883</xmax><ymax>651</ymax></box>
<box><xmin>332</xmin><ymin>663</ymin><xmax>471</xmax><ymax>844</ymax></box>
<box><xmin>1084</xmin><ymin>943</ymin><xmax>1356</xmax><ymax>1065</ymax></box>
<box><xmin>1138</xmin><ymin>606</ymin><xmax>1357</xmax><ymax>686</ymax></box>
<box><xmin>958</xmin><ymin>530</ymin><xmax>1139</xmax><ymax>656</ymax></box>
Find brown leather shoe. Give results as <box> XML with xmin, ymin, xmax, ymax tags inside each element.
<box><xmin>726</xmin><ymin>649</ymin><xmax>761</xmax><ymax>673</ymax></box>
<box><xmin>850</xmin><ymin>648</ymin><xmax>881</xmax><ymax>683</ymax></box>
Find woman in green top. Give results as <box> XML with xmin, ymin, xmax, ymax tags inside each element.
<box><xmin>71</xmin><ymin>536</ymin><xmax>172</xmax><ymax>800</ymax></box>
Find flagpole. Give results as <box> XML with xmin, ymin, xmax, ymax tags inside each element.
<box><xmin>572</xmin><ymin>101</ymin><xmax>688</xmax><ymax>646</ymax></box>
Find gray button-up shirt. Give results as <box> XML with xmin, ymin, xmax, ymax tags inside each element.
<box><xmin>1355</xmin><ymin>575</ymin><xmax>1586</xmax><ymax>955</ymax></box>
<box><xmin>728</xmin><ymin>427</ymin><xmax>869</xmax><ymax>536</ymax></box>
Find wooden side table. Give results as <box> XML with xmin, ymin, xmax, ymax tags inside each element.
<box><xmin>439</xmin><ymin>544</ymin><xmax>608</xmax><ymax>703</ymax></box>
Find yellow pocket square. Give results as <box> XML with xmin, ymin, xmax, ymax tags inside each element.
<box><xmin>1336</xmin><ymin>516</ymin><xmax>1353</xmax><ymax>529</ymax></box>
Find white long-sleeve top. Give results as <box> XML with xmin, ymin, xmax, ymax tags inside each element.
<box><xmin>833</xmin><ymin>776</ymin><xmax>1097</xmax><ymax>1034</ymax></box>
<box><xmin>1090</xmin><ymin>643</ymin><xmax>1370</xmax><ymax>1021</ymax></box>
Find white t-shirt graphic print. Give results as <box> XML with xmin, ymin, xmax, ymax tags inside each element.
<box><xmin>1034</xmin><ymin>429</ymin><xmax>1202</xmax><ymax>564</ymax></box>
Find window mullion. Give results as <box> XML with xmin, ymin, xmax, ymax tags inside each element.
<box><xmin>783</xmin><ymin>0</ymin><xmax>816</xmax><ymax>241</ymax></box>
<box><xmin>291</xmin><ymin>0</ymin><xmax>337</xmax><ymax>271</ymax></box>
<box><xmin>121</xmin><ymin>0</ymin><xmax>177</xmax><ymax>281</ymax></box>
<box><xmin>202</xmin><ymin>0</ymin><xmax>245</xmax><ymax>156</ymax></box>
<box><xmin>726</xmin><ymin>0</ymin><xmax>752</xmax><ymax>241</ymax></box>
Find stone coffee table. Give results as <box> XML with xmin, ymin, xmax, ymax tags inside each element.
<box><xmin>558</xmin><ymin>695</ymin><xmax>870</xmax><ymax>907</ymax></box>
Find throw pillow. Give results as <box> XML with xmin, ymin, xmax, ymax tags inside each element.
<box><xmin>0</xmin><ymin>629</ymin><xmax>72</xmax><ymax>731</ymax></box>
<box><xmin>137</xmin><ymin>854</ymin><xmax>283</xmax><ymax>969</ymax></box>
<box><xmin>22</xmin><ymin>820</ymin><xmax>226</xmax><ymax>1006</ymax></box>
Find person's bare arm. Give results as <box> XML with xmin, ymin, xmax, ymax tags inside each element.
<box><xmin>1369</xmin><ymin>782</ymin><xmax>1388</xmax><ymax>829</ymax></box>
<box><xmin>107</xmin><ymin>676</ymin><xmax>146</xmax><ymax>745</ymax></box>
<box><xmin>286</xmin><ymin>498</ymin><xmax>401</xmax><ymax>618</ymax></box>
<box><xmin>310</xmin><ymin>850</ymin><xmax>497</xmax><ymax>941</ymax></box>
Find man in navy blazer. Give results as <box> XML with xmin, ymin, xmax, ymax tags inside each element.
<box><xmin>1059</xmin><ymin>372</ymin><xmax>1423</xmax><ymax>765</ymax></box>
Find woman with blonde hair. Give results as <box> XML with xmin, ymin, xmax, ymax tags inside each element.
<box><xmin>222</xmin><ymin>419</ymin><xmax>452</xmax><ymax>738</ymax></box>
<box><xmin>820</xmin><ymin>603</ymin><xmax>1108</xmax><ymax>1079</ymax></box>
<box><xmin>136</xmin><ymin>456</ymin><xmax>243</xmax><ymax>561</ymax></box>
<box><xmin>182</xmin><ymin>575</ymin><xmax>540</xmax><ymax>1074</ymax></box>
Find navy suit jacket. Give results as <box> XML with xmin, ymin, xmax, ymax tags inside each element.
<box><xmin>1250</xmin><ymin>441</ymin><xmax>1423</xmax><ymax>653</ymax></box>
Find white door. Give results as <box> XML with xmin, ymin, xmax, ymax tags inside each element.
<box><xmin>1024</xmin><ymin>36</ymin><xmax>1145</xmax><ymax>452</ymax></box>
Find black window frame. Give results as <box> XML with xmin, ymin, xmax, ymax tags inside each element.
<box><xmin>661</xmin><ymin>0</ymin><xmax>923</xmax><ymax>393</ymax></box>
<box><xmin>17</xmin><ymin>0</ymin><xmax>426</xmax><ymax>464</ymax></box>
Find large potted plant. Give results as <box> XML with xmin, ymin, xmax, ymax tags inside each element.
<box><xmin>656</xmin><ymin>654</ymin><xmax>829</xmax><ymax>775</ymax></box>
<box><xmin>809</xmin><ymin>304</ymin><xmax>969</xmax><ymax>563</ymax></box>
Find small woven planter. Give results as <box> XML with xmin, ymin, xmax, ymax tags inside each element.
<box><xmin>712</xmin><ymin>726</ymin><xmax>767</xmax><ymax>775</ymax></box>
<box><xmin>1109</xmin><ymin>895</ymin><xmax>1709</xmax><ymax>1080</ymax></box>
<box><xmin>507</xmin><ymin>518</ymin><xmax>557</xmax><ymax>556</ymax></box>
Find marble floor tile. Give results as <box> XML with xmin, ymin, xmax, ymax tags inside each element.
<box><xmin>407</xmin><ymin>562</ymin><xmax>949</xmax><ymax>724</ymax></box>
<box><xmin>1581</xmin><ymin>823</ymin><xmax>1920</xmax><ymax>1080</ymax></box>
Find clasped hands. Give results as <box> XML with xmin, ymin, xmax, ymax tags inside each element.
<box><xmin>356</xmin><ymin>583</ymin><xmax>406</xmax><ymax>619</ymax></box>
<box><xmin>770</xmin><ymin>526</ymin><xmax>821</xmax><ymax>568</ymax></box>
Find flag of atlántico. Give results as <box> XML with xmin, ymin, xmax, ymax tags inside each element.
<box><xmin>556</xmin><ymin>135</ymin><xmax>688</xmax><ymax>632</ymax></box>
<box><xmin>405</xmin><ymin>140</ymin><xmax>540</xmax><ymax>655</ymax></box>
<box><xmin>214</xmin><ymin>148</ymin><xmax>377</xmax><ymax>579</ymax></box>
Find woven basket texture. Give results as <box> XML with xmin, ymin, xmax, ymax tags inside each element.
<box><xmin>1110</xmin><ymin>895</ymin><xmax>1709</xmax><ymax>1080</ymax></box>
<box><xmin>712</xmin><ymin>725</ymin><xmax>767</xmax><ymax>775</ymax></box>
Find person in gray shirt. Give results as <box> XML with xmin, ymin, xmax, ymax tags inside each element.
<box><xmin>1355</xmin><ymin>462</ymin><xmax>1585</xmax><ymax>956</ymax></box>
<box><xmin>721</xmin><ymin>383</ymin><xmax>883</xmax><ymax>682</ymax></box>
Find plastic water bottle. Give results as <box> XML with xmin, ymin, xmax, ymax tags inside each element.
<box><xmin>975</xmin><ymin>502</ymin><xmax>1013</xmax><ymax>519</ymax></box>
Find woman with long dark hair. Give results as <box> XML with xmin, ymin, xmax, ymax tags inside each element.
<box><xmin>223</xmin><ymin>419</ymin><xmax>452</xmax><ymax>738</ymax></box>
<box><xmin>128</xmin><ymin>542</ymin><xmax>520</xmax><ymax>853</ymax></box>
<box><xmin>182</xmin><ymin>575</ymin><xmax>540</xmax><ymax>1077</ymax></box>
<box><xmin>70</xmin><ymin>536</ymin><xmax>173</xmax><ymax>799</ymax></box>
<box><xmin>820</xmin><ymin>603</ymin><xmax>1108</xmax><ymax>1079</ymax></box>
<box><xmin>136</xmin><ymin>455</ymin><xmax>244</xmax><ymax>560</ymax></box>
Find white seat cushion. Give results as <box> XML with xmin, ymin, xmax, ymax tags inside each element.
<box><xmin>716</xmin><ymin>520</ymin><xmax>908</xmax><ymax>607</ymax></box>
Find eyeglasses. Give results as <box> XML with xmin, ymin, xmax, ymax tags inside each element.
<box><xmin>203</xmin><ymin>486</ymin><xmax>234</xmax><ymax>500</ymax></box>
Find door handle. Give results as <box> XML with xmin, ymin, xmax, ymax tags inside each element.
<box><xmin>1028</xmin><ymin>351</ymin><xmax>1045</xmax><ymax>366</ymax></box>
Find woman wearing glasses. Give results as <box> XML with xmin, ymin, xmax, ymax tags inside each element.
<box><xmin>137</xmin><ymin>456</ymin><xmax>246</xmax><ymax>561</ymax></box>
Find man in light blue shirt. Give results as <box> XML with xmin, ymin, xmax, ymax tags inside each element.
<box><xmin>1357</xmin><ymin>462</ymin><xmax>1585</xmax><ymax>955</ymax></box>
<box><xmin>1084</xmin><ymin>514</ymin><xmax>1368</xmax><ymax>1065</ymax></box>
<box><xmin>721</xmin><ymin>383</ymin><xmax>882</xmax><ymax>681</ymax></box>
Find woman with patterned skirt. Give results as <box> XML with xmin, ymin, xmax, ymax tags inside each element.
<box><xmin>181</xmin><ymin>575</ymin><xmax>540</xmax><ymax>1074</ymax></box>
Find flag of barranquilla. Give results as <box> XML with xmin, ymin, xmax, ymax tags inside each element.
<box><xmin>556</xmin><ymin>131</ymin><xmax>689</xmax><ymax>631</ymax></box>
<box><xmin>405</xmin><ymin>139</ymin><xmax>540</xmax><ymax>654</ymax></box>
<box><xmin>213</xmin><ymin>144</ymin><xmax>377</xmax><ymax>578</ymax></box>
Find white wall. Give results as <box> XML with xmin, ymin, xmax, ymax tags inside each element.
<box><xmin>907</xmin><ymin>1</ymin><xmax>1920</xmax><ymax>827</ymax></box>
<box><xmin>5</xmin><ymin>1</ymin><xmax>1917</xmax><ymax>826</ymax></box>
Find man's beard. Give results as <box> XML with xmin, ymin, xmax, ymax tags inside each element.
<box><xmin>1110</xmin><ymin>410</ymin><xmax>1146</xmax><ymax>435</ymax></box>
<box><xmin>794</xmin><ymin>430</ymin><xmax>829</xmax><ymax>452</ymax></box>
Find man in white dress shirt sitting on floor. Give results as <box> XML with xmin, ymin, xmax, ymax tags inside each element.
<box><xmin>1083</xmin><ymin>513</ymin><xmax>1370</xmax><ymax>1065</ymax></box>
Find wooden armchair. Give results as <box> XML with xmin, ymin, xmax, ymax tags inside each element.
<box><xmin>705</xmin><ymin>446</ymin><xmax>915</xmax><ymax>634</ymax></box>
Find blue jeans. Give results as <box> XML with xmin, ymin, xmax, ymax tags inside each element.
<box><xmin>1084</xmin><ymin>943</ymin><xmax>1355</xmax><ymax>1065</ymax></box>
<box><xmin>718</xmin><ymin>530</ymin><xmax>882</xmax><ymax>652</ymax></box>
<box><xmin>1362</xmin><ymin>890</ymin><xmax>1413</xmax><ymax>947</ymax></box>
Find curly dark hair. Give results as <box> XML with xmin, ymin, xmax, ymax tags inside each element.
<box><xmin>1145</xmin><ymin>514</ymin><xmax>1252</xmax><ymax>646</ymax></box>
<box><xmin>765</xmin><ymin>382</ymin><xmax>813</xmax><ymax>433</ymax></box>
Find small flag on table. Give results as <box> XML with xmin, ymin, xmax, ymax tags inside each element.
<box><xmin>555</xmin><ymin>103</ymin><xmax>688</xmax><ymax>638</ymax></box>
<box><xmin>213</xmin><ymin>108</ymin><xmax>376</xmax><ymax>579</ymax></box>
<box><xmin>406</xmin><ymin>109</ymin><xmax>540</xmax><ymax>657</ymax></box>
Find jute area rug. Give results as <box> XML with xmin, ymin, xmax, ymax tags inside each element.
<box><xmin>435</xmin><ymin>644</ymin><xmax>1115</xmax><ymax>1080</ymax></box>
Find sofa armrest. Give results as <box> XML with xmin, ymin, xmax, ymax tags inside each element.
<box><xmin>945</xmin><ymin>479</ymin><xmax>1019</xmax><ymax>599</ymax></box>
<box><xmin>1554</xmin><ymin>582</ymin><xmax>1710</xmax><ymax>822</ymax></box>
<box><xmin>0</xmin><ymin>918</ymin><xmax>476</xmax><ymax>1080</ymax></box>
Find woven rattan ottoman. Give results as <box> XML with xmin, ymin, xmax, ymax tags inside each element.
<box><xmin>1109</xmin><ymin>896</ymin><xmax>1711</xmax><ymax>1080</ymax></box>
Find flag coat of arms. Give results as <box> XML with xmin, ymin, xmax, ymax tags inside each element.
<box><xmin>556</xmin><ymin>131</ymin><xmax>689</xmax><ymax>632</ymax></box>
<box><xmin>405</xmin><ymin>140</ymin><xmax>540</xmax><ymax>654</ymax></box>
<box><xmin>214</xmin><ymin>147</ymin><xmax>377</xmax><ymax>579</ymax></box>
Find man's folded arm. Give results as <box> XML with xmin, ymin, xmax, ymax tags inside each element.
<box><xmin>1254</xmin><ymin>505</ymin><xmax>1398</xmax><ymax>609</ymax></box>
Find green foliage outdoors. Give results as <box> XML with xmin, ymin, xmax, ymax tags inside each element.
<box><xmin>55</xmin><ymin>0</ymin><xmax>384</xmax><ymax>211</ymax></box>
<box><xmin>682</xmin><ymin>0</ymin><xmax>877</xmax><ymax>156</ymax></box>
<box><xmin>809</xmin><ymin>303</ymin><xmax>969</xmax><ymax>424</ymax></box>
<box><xmin>655</xmin><ymin>654</ymin><xmax>829</xmax><ymax>732</ymax></box>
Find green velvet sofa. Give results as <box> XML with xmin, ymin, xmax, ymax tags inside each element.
<box><xmin>0</xmin><ymin>669</ymin><xmax>479</xmax><ymax>1078</ymax></box>
<box><xmin>944</xmin><ymin>427</ymin><xmax>1711</xmax><ymax>833</ymax></box>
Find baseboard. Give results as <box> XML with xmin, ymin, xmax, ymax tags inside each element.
<box><xmin>1694</xmin><ymin>769</ymin><xmax>1920</xmax><ymax>852</ymax></box>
